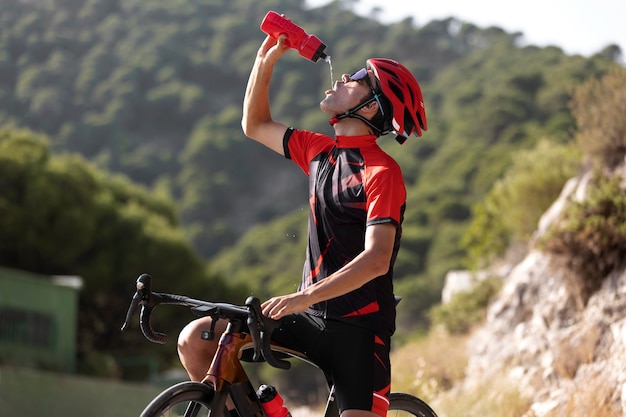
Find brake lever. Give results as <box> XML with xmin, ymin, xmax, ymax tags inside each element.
<box><xmin>120</xmin><ymin>274</ymin><xmax>152</xmax><ymax>332</ymax></box>
<box><xmin>121</xmin><ymin>290</ymin><xmax>141</xmax><ymax>331</ymax></box>
<box><xmin>120</xmin><ymin>273</ymin><xmax>153</xmax><ymax>332</ymax></box>
<box><xmin>245</xmin><ymin>297</ymin><xmax>263</xmax><ymax>362</ymax></box>
<box><xmin>245</xmin><ymin>296</ymin><xmax>290</xmax><ymax>370</ymax></box>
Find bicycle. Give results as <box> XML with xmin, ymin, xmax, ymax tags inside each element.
<box><xmin>121</xmin><ymin>273</ymin><xmax>439</xmax><ymax>417</ymax></box>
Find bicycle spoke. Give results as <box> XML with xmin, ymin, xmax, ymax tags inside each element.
<box><xmin>183</xmin><ymin>401</ymin><xmax>208</xmax><ymax>417</ymax></box>
<box><xmin>148</xmin><ymin>400</ymin><xmax>210</xmax><ymax>417</ymax></box>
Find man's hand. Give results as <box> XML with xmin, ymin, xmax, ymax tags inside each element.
<box><xmin>258</xmin><ymin>34</ymin><xmax>290</xmax><ymax>65</ymax></box>
<box><xmin>262</xmin><ymin>292</ymin><xmax>309</xmax><ymax>320</ymax></box>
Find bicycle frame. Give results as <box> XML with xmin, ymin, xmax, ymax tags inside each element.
<box><xmin>203</xmin><ymin>323</ymin><xmax>253</xmax><ymax>392</ymax></box>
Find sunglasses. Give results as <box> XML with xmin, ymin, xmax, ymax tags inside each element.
<box><xmin>349</xmin><ymin>68</ymin><xmax>385</xmax><ymax>116</ymax></box>
<box><xmin>350</xmin><ymin>68</ymin><xmax>370</xmax><ymax>82</ymax></box>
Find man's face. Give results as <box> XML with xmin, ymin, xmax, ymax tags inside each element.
<box><xmin>319</xmin><ymin>71</ymin><xmax>374</xmax><ymax>116</ymax></box>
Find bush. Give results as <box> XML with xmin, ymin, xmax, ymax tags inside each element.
<box><xmin>539</xmin><ymin>171</ymin><xmax>626</xmax><ymax>301</ymax></box>
<box><xmin>571</xmin><ymin>66</ymin><xmax>626</xmax><ymax>169</ymax></box>
<box><xmin>429</xmin><ymin>276</ymin><xmax>502</xmax><ymax>334</ymax></box>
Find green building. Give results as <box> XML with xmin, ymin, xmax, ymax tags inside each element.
<box><xmin>0</xmin><ymin>267</ymin><xmax>82</xmax><ymax>372</ymax></box>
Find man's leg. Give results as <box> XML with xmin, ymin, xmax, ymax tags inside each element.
<box><xmin>328</xmin><ymin>322</ymin><xmax>392</xmax><ymax>417</ymax></box>
<box><xmin>177</xmin><ymin>316</ymin><xmax>228</xmax><ymax>381</ymax></box>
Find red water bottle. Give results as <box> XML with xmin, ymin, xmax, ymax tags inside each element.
<box><xmin>257</xmin><ymin>384</ymin><xmax>292</xmax><ymax>417</ymax></box>
<box><xmin>260</xmin><ymin>11</ymin><xmax>328</xmax><ymax>63</ymax></box>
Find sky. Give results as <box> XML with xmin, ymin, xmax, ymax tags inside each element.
<box><xmin>306</xmin><ymin>0</ymin><xmax>625</xmax><ymax>60</ymax></box>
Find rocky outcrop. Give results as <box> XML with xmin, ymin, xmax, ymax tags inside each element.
<box><xmin>461</xmin><ymin>170</ymin><xmax>626</xmax><ymax>416</ymax></box>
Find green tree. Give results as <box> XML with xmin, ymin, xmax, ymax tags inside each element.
<box><xmin>0</xmin><ymin>126</ymin><xmax>246</xmax><ymax>376</ymax></box>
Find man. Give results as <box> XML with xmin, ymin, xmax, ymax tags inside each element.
<box><xmin>178</xmin><ymin>34</ymin><xmax>427</xmax><ymax>417</ymax></box>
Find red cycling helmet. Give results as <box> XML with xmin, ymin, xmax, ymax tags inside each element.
<box><xmin>367</xmin><ymin>58</ymin><xmax>427</xmax><ymax>143</ymax></box>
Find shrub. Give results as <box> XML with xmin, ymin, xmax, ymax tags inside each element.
<box><xmin>539</xmin><ymin>171</ymin><xmax>626</xmax><ymax>301</ymax></box>
<box><xmin>429</xmin><ymin>276</ymin><xmax>502</xmax><ymax>334</ymax></box>
<box><xmin>571</xmin><ymin>66</ymin><xmax>626</xmax><ymax>169</ymax></box>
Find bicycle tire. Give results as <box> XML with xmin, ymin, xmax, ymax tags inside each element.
<box><xmin>140</xmin><ymin>381</ymin><xmax>219</xmax><ymax>417</ymax></box>
<box><xmin>388</xmin><ymin>392</ymin><xmax>439</xmax><ymax>417</ymax></box>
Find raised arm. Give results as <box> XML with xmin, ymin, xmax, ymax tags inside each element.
<box><xmin>241</xmin><ymin>35</ymin><xmax>291</xmax><ymax>155</ymax></box>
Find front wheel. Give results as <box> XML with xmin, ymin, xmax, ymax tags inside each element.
<box><xmin>388</xmin><ymin>392</ymin><xmax>438</xmax><ymax>417</ymax></box>
<box><xmin>140</xmin><ymin>381</ymin><xmax>219</xmax><ymax>417</ymax></box>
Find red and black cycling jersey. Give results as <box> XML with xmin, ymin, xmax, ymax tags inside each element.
<box><xmin>283</xmin><ymin>127</ymin><xmax>405</xmax><ymax>336</ymax></box>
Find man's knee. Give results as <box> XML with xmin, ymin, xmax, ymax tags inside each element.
<box><xmin>179</xmin><ymin>318</ymin><xmax>212</xmax><ymax>356</ymax></box>
<box><xmin>177</xmin><ymin>317</ymin><xmax>224</xmax><ymax>381</ymax></box>
<box><xmin>177</xmin><ymin>317</ymin><xmax>229</xmax><ymax>360</ymax></box>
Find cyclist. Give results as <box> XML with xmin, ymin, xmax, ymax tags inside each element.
<box><xmin>178</xmin><ymin>34</ymin><xmax>427</xmax><ymax>417</ymax></box>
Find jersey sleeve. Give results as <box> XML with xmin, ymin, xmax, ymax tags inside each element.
<box><xmin>284</xmin><ymin>128</ymin><xmax>334</xmax><ymax>175</ymax></box>
<box><xmin>364</xmin><ymin>158</ymin><xmax>406</xmax><ymax>227</ymax></box>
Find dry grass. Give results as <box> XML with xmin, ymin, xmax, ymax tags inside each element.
<box><xmin>390</xmin><ymin>326</ymin><xmax>623</xmax><ymax>417</ymax></box>
<box><xmin>552</xmin><ymin>323</ymin><xmax>601</xmax><ymax>379</ymax></box>
<box><xmin>434</xmin><ymin>373</ymin><xmax>531</xmax><ymax>417</ymax></box>
<box><xmin>391</xmin><ymin>328</ymin><xmax>469</xmax><ymax>402</ymax></box>
<box><xmin>548</xmin><ymin>374</ymin><xmax>622</xmax><ymax>417</ymax></box>
<box><xmin>391</xmin><ymin>329</ymin><xmax>532</xmax><ymax>417</ymax></box>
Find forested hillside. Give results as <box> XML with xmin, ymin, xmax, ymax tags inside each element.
<box><xmin>1</xmin><ymin>0</ymin><xmax>622</xmax><ymax>373</ymax></box>
<box><xmin>1</xmin><ymin>0</ymin><xmax>510</xmax><ymax>256</ymax></box>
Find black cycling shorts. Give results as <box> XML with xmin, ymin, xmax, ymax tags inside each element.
<box><xmin>272</xmin><ymin>312</ymin><xmax>391</xmax><ymax>417</ymax></box>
